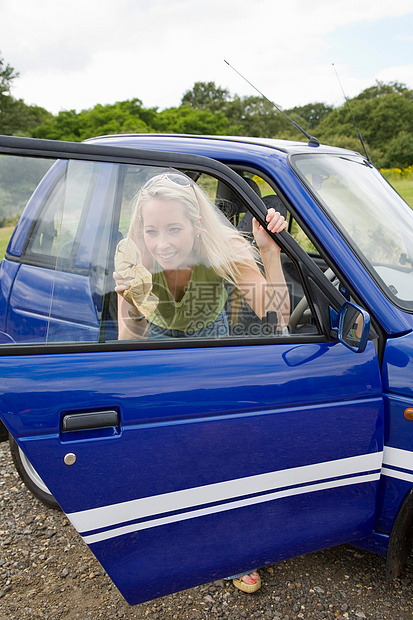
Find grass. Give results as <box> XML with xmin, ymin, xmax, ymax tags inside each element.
<box><xmin>381</xmin><ymin>174</ymin><xmax>413</xmax><ymax>207</ymax></box>
<box><xmin>0</xmin><ymin>225</ymin><xmax>15</xmax><ymax>260</ymax></box>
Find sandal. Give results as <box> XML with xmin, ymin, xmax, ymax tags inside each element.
<box><xmin>232</xmin><ymin>571</ymin><xmax>261</xmax><ymax>593</ymax></box>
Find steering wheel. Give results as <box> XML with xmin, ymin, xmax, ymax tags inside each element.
<box><xmin>289</xmin><ymin>268</ymin><xmax>339</xmax><ymax>331</ymax></box>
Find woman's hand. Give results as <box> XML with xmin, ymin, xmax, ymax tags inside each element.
<box><xmin>253</xmin><ymin>208</ymin><xmax>287</xmax><ymax>253</ymax></box>
<box><xmin>113</xmin><ymin>271</ymin><xmax>132</xmax><ymax>297</ymax></box>
<box><xmin>114</xmin><ymin>267</ymin><xmax>158</xmax><ymax>318</ymax></box>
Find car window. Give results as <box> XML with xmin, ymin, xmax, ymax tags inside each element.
<box><xmin>0</xmin><ymin>155</ymin><xmax>54</xmax><ymax>227</ymax></box>
<box><xmin>293</xmin><ymin>153</ymin><xmax>413</xmax><ymax>311</ymax></box>
<box><xmin>113</xmin><ymin>166</ymin><xmax>321</xmax><ymax>342</ymax></box>
<box><xmin>25</xmin><ymin>160</ymin><xmax>99</xmax><ymax>264</ymax></box>
<box><xmin>231</xmin><ymin>169</ymin><xmax>318</xmax><ymax>254</ymax></box>
<box><xmin>0</xmin><ymin>157</ymin><xmax>322</xmax><ymax>346</ymax></box>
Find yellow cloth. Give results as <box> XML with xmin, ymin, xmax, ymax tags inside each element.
<box><xmin>114</xmin><ymin>238</ymin><xmax>158</xmax><ymax>318</ymax></box>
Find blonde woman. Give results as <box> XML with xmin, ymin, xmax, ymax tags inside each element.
<box><xmin>115</xmin><ymin>171</ymin><xmax>288</xmax><ymax>591</ymax></box>
<box><xmin>115</xmin><ymin>170</ymin><xmax>289</xmax><ymax>341</ymax></box>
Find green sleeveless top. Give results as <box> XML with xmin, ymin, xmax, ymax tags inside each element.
<box><xmin>148</xmin><ymin>263</ymin><xmax>227</xmax><ymax>332</ymax></box>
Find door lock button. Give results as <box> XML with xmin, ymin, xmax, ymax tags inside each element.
<box><xmin>64</xmin><ymin>453</ymin><xmax>77</xmax><ymax>465</ymax></box>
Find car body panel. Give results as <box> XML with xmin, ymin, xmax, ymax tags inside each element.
<box><xmin>0</xmin><ymin>340</ymin><xmax>383</xmax><ymax>605</ymax></box>
<box><xmin>7</xmin><ymin>264</ymin><xmax>99</xmax><ymax>342</ymax></box>
<box><xmin>374</xmin><ymin>332</ymin><xmax>413</xmax><ymax>531</ymax></box>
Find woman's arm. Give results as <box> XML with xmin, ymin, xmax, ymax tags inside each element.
<box><xmin>115</xmin><ymin>279</ymin><xmax>149</xmax><ymax>340</ymax></box>
<box><xmin>236</xmin><ymin>208</ymin><xmax>290</xmax><ymax>328</ymax></box>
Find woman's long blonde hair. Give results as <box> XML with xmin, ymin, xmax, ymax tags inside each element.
<box><xmin>127</xmin><ymin>170</ymin><xmax>260</xmax><ymax>286</ymax></box>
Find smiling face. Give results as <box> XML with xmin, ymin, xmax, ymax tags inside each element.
<box><xmin>142</xmin><ymin>198</ymin><xmax>199</xmax><ymax>270</ymax></box>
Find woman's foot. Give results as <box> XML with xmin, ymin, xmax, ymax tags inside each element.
<box><xmin>233</xmin><ymin>571</ymin><xmax>261</xmax><ymax>593</ymax></box>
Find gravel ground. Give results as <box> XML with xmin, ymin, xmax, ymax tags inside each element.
<box><xmin>0</xmin><ymin>442</ymin><xmax>412</xmax><ymax>620</ymax></box>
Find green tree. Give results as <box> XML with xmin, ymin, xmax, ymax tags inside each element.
<box><xmin>181</xmin><ymin>81</ymin><xmax>311</xmax><ymax>140</ymax></box>
<box><xmin>316</xmin><ymin>82</ymin><xmax>413</xmax><ymax>167</ymax></box>
<box><xmin>153</xmin><ymin>105</ymin><xmax>229</xmax><ymax>135</ymax></box>
<box><xmin>32</xmin><ymin>99</ymin><xmax>155</xmax><ymax>141</ymax></box>
<box><xmin>381</xmin><ymin>131</ymin><xmax>413</xmax><ymax>168</ymax></box>
<box><xmin>353</xmin><ymin>81</ymin><xmax>413</xmax><ymax>101</ymax></box>
<box><xmin>225</xmin><ymin>95</ymin><xmax>305</xmax><ymax>140</ymax></box>
<box><xmin>181</xmin><ymin>81</ymin><xmax>231</xmax><ymax>112</ymax></box>
<box><xmin>1</xmin><ymin>99</ymin><xmax>53</xmax><ymax>136</ymax></box>
<box><xmin>0</xmin><ymin>52</ymin><xmax>19</xmax><ymax>133</ymax></box>
<box><xmin>0</xmin><ymin>53</ymin><xmax>18</xmax><ymax>96</ymax></box>
<box><xmin>0</xmin><ymin>52</ymin><xmax>53</xmax><ymax>135</ymax></box>
<box><xmin>287</xmin><ymin>102</ymin><xmax>333</xmax><ymax>129</ymax></box>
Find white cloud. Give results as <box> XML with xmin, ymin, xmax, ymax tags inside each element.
<box><xmin>375</xmin><ymin>64</ymin><xmax>413</xmax><ymax>86</ymax></box>
<box><xmin>2</xmin><ymin>0</ymin><xmax>413</xmax><ymax>113</ymax></box>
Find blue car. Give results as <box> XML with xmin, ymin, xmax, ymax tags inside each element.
<box><xmin>0</xmin><ymin>133</ymin><xmax>412</xmax><ymax>605</ymax></box>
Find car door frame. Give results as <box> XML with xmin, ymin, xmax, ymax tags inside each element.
<box><xmin>0</xmin><ymin>134</ymin><xmax>349</xmax><ymax>338</ymax></box>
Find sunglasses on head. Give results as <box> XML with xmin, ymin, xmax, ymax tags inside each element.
<box><xmin>141</xmin><ymin>171</ymin><xmax>194</xmax><ymax>191</ymax></box>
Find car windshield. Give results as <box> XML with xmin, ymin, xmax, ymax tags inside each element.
<box><xmin>292</xmin><ymin>153</ymin><xmax>413</xmax><ymax>311</ymax></box>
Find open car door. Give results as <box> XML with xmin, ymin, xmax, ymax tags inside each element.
<box><xmin>0</xmin><ymin>136</ymin><xmax>384</xmax><ymax>605</ymax></box>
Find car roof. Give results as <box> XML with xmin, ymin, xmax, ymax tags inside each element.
<box><xmin>85</xmin><ymin>133</ymin><xmax>362</xmax><ymax>159</ymax></box>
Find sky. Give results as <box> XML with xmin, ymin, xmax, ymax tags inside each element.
<box><xmin>1</xmin><ymin>0</ymin><xmax>413</xmax><ymax>115</ymax></box>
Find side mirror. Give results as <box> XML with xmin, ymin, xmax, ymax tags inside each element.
<box><xmin>329</xmin><ymin>302</ymin><xmax>370</xmax><ymax>353</ymax></box>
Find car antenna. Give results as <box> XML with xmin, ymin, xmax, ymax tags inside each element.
<box><xmin>224</xmin><ymin>60</ymin><xmax>320</xmax><ymax>147</ymax></box>
<box><xmin>332</xmin><ymin>63</ymin><xmax>371</xmax><ymax>163</ymax></box>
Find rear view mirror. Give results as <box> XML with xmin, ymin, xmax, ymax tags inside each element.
<box><xmin>330</xmin><ymin>302</ymin><xmax>370</xmax><ymax>353</ymax></box>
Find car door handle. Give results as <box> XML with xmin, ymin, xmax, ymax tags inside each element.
<box><xmin>62</xmin><ymin>410</ymin><xmax>119</xmax><ymax>432</ymax></box>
